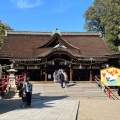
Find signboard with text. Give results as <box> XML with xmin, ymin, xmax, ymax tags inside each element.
<box><xmin>101</xmin><ymin>67</ymin><xmax>120</xmax><ymax>86</ymax></box>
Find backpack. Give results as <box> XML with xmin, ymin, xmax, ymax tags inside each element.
<box><xmin>23</xmin><ymin>83</ymin><xmax>32</xmax><ymax>93</ymax></box>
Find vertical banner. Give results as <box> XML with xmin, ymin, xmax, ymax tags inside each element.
<box><xmin>101</xmin><ymin>67</ymin><xmax>120</xmax><ymax>86</ymax></box>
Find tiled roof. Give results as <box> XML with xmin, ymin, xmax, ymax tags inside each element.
<box><xmin>0</xmin><ymin>30</ymin><xmax>113</xmax><ymax>59</ymax></box>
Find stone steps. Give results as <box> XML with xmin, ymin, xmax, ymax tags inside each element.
<box><xmin>32</xmin><ymin>82</ymin><xmax>108</xmax><ymax>100</ymax></box>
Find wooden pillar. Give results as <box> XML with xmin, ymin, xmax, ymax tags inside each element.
<box><xmin>70</xmin><ymin>67</ymin><xmax>73</xmax><ymax>81</ymax></box>
<box><xmin>45</xmin><ymin>69</ymin><xmax>47</xmax><ymax>81</ymax></box>
<box><xmin>44</xmin><ymin>64</ymin><xmax>48</xmax><ymax>81</ymax></box>
<box><xmin>89</xmin><ymin>65</ymin><xmax>92</xmax><ymax>82</ymax></box>
<box><xmin>89</xmin><ymin>58</ymin><xmax>93</xmax><ymax>82</ymax></box>
<box><xmin>89</xmin><ymin>70</ymin><xmax>92</xmax><ymax>82</ymax></box>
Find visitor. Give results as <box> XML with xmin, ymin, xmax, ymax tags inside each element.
<box><xmin>59</xmin><ymin>69</ymin><xmax>65</xmax><ymax>88</ymax></box>
<box><xmin>63</xmin><ymin>70</ymin><xmax>68</xmax><ymax>87</ymax></box>
<box><xmin>53</xmin><ymin>70</ymin><xmax>57</xmax><ymax>83</ymax></box>
<box><xmin>22</xmin><ymin>78</ymin><xmax>32</xmax><ymax>107</ymax></box>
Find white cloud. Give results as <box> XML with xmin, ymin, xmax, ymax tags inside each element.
<box><xmin>11</xmin><ymin>0</ymin><xmax>42</xmax><ymax>9</ymax></box>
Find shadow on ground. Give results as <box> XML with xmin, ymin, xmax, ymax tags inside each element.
<box><xmin>0</xmin><ymin>93</ymin><xmax>68</xmax><ymax>114</ymax></box>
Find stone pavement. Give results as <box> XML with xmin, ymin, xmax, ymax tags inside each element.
<box><xmin>0</xmin><ymin>98</ymin><xmax>79</xmax><ymax>120</ymax></box>
<box><xmin>77</xmin><ymin>99</ymin><xmax>120</xmax><ymax>120</ymax></box>
<box><xmin>0</xmin><ymin>82</ymin><xmax>114</xmax><ymax>120</ymax></box>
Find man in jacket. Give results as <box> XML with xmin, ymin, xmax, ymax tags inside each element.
<box><xmin>22</xmin><ymin>79</ymin><xmax>32</xmax><ymax>107</ymax></box>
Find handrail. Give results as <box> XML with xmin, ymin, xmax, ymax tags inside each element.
<box><xmin>94</xmin><ymin>75</ymin><xmax>102</xmax><ymax>88</ymax></box>
<box><xmin>94</xmin><ymin>75</ymin><xmax>119</xmax><ymax>100</ymax></box>
<box><xmin>105</xmin><ymin>86</ymin><xmax>119</xmax><ymax>100</ymax></box>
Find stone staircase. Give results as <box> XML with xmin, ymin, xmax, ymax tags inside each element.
<box><xmin>63</xmin><ymin>82</ymin><xmax>109</xmax><ymax>100</ymax></box>
<box><xmin>1</xmin><ymin>82</ymin><xmax>110</xmax><ymax>100</ymax></box>
<box><xmin>32</xmin><ymin>82</ymin><xmax>109</xmax><ymax>100</ymax></box>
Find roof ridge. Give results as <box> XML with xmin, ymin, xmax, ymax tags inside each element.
<box><xmin>6</xmin><ymin>30</ymin><xmax>100</xmax><ymax>36</ymax></box>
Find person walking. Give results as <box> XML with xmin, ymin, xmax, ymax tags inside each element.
<box><xmin>22</xmin><ymin>79</ymin><xmax>32</xmax><ymax>107</ymax></box>
<box><xmin>57</xmin><ymin>69</ymin><xmax>61</xmax><ymax>83</ymax></box>
<box><xmin>53</xmin><ymin>70</ymin><xmax>58</xmax><ymax>83</ymax></box>
<box><xmin>63</xmin><ymin>70</ymin><xmax>68</xmax><ymax>87</ymax></box>
<box><xmin>59</xmin><ymin>69</ymin><xmax>65</xmax><ymax>88</ymax></box>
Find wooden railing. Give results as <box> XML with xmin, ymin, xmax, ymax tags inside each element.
<box><xmin>93</xmin><ymin>75</ymin><xmax>119</xmax><ymax>100</ymax></box>
<box><xmin>15</xmin><ymin>74</ymin><xmax>26</xmax><ymax>86</ymax></box>
<box><xmin>107</xmin><ymin>86</ymin><xmax>119</xmax><ymax>100</ymax></box>
<box><xmin>94</xmin><ymin>75</ymin><xmax>101</xmax><ymax>88</ymax></box>
<box><xmin>0</xmin><ymin>77</ymin><xmax>9</xmax><ymax>96</ymax></box>
<box><xmin>0</xmin><ymin>74</ymin><xmax>26</xmax><ymax>97</ymax></box>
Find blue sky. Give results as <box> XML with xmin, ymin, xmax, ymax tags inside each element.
<box><xmin>0</xmin><ymin>0</ymin><xmax>94</xmax><ymax>32</ymax></box>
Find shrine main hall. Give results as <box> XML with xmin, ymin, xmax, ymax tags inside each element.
<box><xmin>0</xmin><ymin>29</ymin><xmax>119</xmax><ymax>81</ymax></box>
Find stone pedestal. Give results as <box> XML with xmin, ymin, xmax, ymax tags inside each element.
<box><xmin>6</xmin><ymin>68</ymin><xmax>20</xmax><ymax>98</ymax></box>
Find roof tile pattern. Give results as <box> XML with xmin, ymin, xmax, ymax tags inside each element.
<box><xmin>0</xmin><ymin>31</ymin><xmax>112</xmax><ymax>59</ymax></box>
<box><xmin>62</xmin><ymin>35</ymin><xmax>111</xmax><ymax>57</ymax></box>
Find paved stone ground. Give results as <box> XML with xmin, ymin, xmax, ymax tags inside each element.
<box><xmin>0</xmin><ymin>99</ymin><xmax>79</xmax><ymax>120</ymax></box>
<box><xmin>0</xmin><ymin>98</ymin><xmax>21</xmax><ymax>114</ymax></box>
<box><xmin>77</xmin><ymin>99</ymin><xmax>120</xmax><ymax>120</ymax></box>
<box><xmin>0</xmin><ymin>82</ymin><xmax>120</xmax><ymax>120</ymax></box>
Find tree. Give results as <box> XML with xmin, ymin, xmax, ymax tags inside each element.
<box><xmin>84</xmin><ymin>0</ymin><xmax>120</xmax><ymax>51</ymax></box>
<box><xmin>0</xmin><ymin>20</ymin><xmax>13</xmax><ymax>46</ymax></box>
<box><xmin>0</xmin><ymin>21</ymin><xmax>5</xmax><ymax>46</ymax></box>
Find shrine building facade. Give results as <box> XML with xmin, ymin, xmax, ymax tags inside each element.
<box><xmin>0</xmin><ymin>29</ymin><xmax>119</xmax><ymax>82</ymax></box>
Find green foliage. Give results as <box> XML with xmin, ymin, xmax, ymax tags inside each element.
<box><xmin>0</xmin><ymin>21</ymin><xmax>5</xmax><ymax>46</ymax></box>
<box><xmin>0</xmin><ymin>20</ymin><xmax>13</xmax><ymax>47</ymax></box>
<box><xmin>84</xmin><ymin>0</ymin><xmax>120</xmax><ymax>51</ymax></box>
<box><xmin>106</xmin><ymin>40</ymin><xmax>118</xmax><ymax>51</ymax></box>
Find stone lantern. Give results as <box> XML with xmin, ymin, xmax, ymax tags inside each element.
<box><xmin>7</xmin><ymin>63</ymin><xmax>17</xmax><ymax>89</ymax></box>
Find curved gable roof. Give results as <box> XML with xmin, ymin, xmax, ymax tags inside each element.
<box><xmin>36</xmin><ymin>33</ymin><xmax>79</xmax><ymax>49</ymax></box>
<box><xmin>35</xmin><ymin>47</ymin><xmax>81</xmax><ymax>58</ymax></box>
<box><xmin>0</xmin><ymin>30</ymin><xmax>114</xmax><ymax>59</ymax></box>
